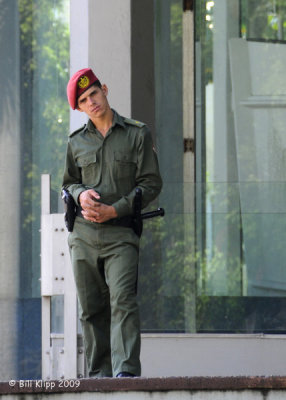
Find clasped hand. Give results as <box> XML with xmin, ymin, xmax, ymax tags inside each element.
<box><xmin>79</xmin><ymin>189</ymin><xmax>117</xmax><ymax>223</ymax></box>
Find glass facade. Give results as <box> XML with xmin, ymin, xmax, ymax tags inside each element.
<box><xmin>139</xmin><ymin>0</ymin><xmax>286</xmax><ymax>334</ymax></box>
<box><xmin>0</xmin><ymin>0</ymin><xmax>69</xmax><ymax>380</ymax></box>
<box><xmin>137</xmin><ymin>0</ymin><xmax>188</xmax><ymax>332</ymax></box>
<box><xmin>194</xmin><ymin>0</ymin><xmax>286</xmax><ymax>332</ymax></box>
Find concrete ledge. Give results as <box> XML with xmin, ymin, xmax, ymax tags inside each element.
<box><xmin>1</xmin><ymin>376</ymin><xmax>286</xmax><ymax>395</ymax></box>
<box><xmin>140</xmin><ymin>334</ymin><xmax>286</xmax><ymax>377</ymax></box>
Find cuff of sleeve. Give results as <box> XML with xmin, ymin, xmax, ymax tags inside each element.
<box><xmin>72</xmin><ymin>187</ymin><xmax>86</xmax><ymax>206</ymax></box>
<box><xmin>112</xmin><ymin>197</ymin><xmax>133</xmax><ymax>218</ymax></box>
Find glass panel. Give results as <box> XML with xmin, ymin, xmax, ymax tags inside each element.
<box><xmin>139</xmin><ymin>0</ymin><xmax>286</xmax><ymax>335</ymax></box>
<box><xmin>195</xmin><ymin>0</ymin><xmax>286</xmax><ymax>333</ymax></box>
<box><xmin>20</xmin><ymin>0</ymin><xmax>70</xmax><ymax>297</ymax></box>
<box><xmin>0</xmin><ymin>0</ymin><xmax>69</xmax><ymax>380</ymax></box>
<box><xmin>138</xmin><ymin>0</ymin><xmax>185</xmax><ymax>332</ymax></box>
<box><xmin>241</xmin><ymin>0</ymin><xmax>286</xmax><ymax>41</ymax></box>
<box><xmin>51</xmin><ymin>296</ymin><xmax>64</xmax><ymax>334</ymax></box>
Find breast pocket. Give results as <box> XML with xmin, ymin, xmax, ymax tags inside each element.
<box><xmin>76</xmin><ymin>152</ymin><xmax>101</xmax><ymax>185</ymax></box>
<box><xmin>114</xmin><ymin>151</ymin><xmax>137</xmax><ymax>181</ymax></box>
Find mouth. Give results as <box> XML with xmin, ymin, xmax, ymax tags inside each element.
<box><xmin>91</xmin><ymin>105</ymin><xmax>101</xmax><ymax>113</ymax></box>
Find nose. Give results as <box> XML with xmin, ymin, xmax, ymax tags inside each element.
<box><xmin>87</xmin><ymin>95</ymin><xmax>95</xmax><ymax>105</ymax></box>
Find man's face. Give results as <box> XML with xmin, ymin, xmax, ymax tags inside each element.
<box><xmin>77</xmin><ymin>84</ymin><xmax>109</xmax><ymax>119</ymax></box>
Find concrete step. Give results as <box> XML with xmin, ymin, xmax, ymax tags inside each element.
<box><xmin>1</xmin><ymin>376</ymin><xmax>286</xmax><ymax>399</ymax></box>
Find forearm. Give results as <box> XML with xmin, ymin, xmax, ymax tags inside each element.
<box><xmin>63</xmin><ymin>183</ymin><xmax>87</xmax><ymax>206</ymax></box>
<box><xmin>112</xmin><ymin>179</ymin><xmax>162</xmax><ymax>218</ymax></box>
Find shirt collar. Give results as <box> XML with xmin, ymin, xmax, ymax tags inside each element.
<box><xmin>86</xmin><ymin>109</ymin><xmax>126</xmax><ymax>133</ymax></box>
<box><xmin>111</xmin><ymin>109</ymin><xmax>126</xmax><ymax>129</ymax></box>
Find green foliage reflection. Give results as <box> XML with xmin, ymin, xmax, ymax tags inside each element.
<box><xmin>19</xmin><ymin>0</ymin><xmax>69</xmax><ymax>296</ymax></box>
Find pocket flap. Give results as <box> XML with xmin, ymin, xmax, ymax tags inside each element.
<box><xmin>76</xmin><ymin>152</ymin><xmax>97</xmax><ymax>167</ymax></box>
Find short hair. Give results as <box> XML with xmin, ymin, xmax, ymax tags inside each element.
<box><xmin>94</xmin><ymin>80</ymin><xmax>102</xmax><ymax>89</ymax></box>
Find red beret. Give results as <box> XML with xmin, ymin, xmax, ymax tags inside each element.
<box><xmin>67</xmin><ymin>68</ymin><xmax>99</xmax><ymax>110</ymax></box>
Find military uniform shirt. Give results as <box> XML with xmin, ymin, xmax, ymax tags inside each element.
<box><xmin>62</xmin><ymin>110</ymin><xmax>162</xmax><ymax>217</ymax></box>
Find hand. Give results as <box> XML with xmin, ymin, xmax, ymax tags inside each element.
<box><xmin>79</xmin><ymin>189</ymin><xmax>118</xmax><ymax>223</ymax></box>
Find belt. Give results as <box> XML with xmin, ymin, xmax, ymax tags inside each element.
<box><xmin>76</xmin><ymin>206</ymin><xmax>134</xmax><ymax>228</ymax></box>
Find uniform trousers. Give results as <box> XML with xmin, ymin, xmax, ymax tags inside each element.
<box><xmin>68</xmin><ymin>216</ymin><xmax>141</xmax><ymax>377</ymax></box>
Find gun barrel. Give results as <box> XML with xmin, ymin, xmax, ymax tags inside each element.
<box><xmin>141</xmin><ymin>208</ymin><xmax>165</xmax><ymax>220</ymax></box>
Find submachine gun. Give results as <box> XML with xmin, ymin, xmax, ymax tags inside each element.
<box><xmin>132</xmin><ymin>188</ymin><xmax>164</xmax><ymax>237</ymax></box>
<box><xmin>62</xmin><ymin>187</ymin><xmax>164</xmax><ymax>235</ymax></box>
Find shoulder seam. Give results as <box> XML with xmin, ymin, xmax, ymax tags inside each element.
<box><xmin>123</xmin><ymin>117</ymin><xmax>146</xmax><ymax>128</ymax></box>
<box><xmin>69</xmin><ymin>124</ymin><xmax>86</xmax><ymax>137</ymax></box>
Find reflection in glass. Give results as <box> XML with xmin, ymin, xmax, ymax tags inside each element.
<box><xmin>0</xmin><ymin>0</ymin><xmax>69</xmax><ymax>380</ymax></box>
<box><xmin>241</xmin><ymin>0</ymin><xmax>286</xmax><ymax>41</ymax></box>
<box><xmin>138</xmin><ymin>0</ymin><xmax>185</xmax><ymax>333</ymax></box>
<box><xmin>195</xmin><ymin>0</ymin><xmax>286</xmax><ymax>333</ymax></box>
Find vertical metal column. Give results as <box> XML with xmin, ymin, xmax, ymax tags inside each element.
<box><xmin>41</xmin><ymin>174</ymin><xmax>51</xmax><ymax>380</ymax></box>
<box><xmin>183</xmin><ymin>0</ymin><xmax>196</xmax><ymax>332</ymax></box>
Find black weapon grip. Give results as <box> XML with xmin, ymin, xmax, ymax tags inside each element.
<box><xmin>62</xmin><ymin>189</ymin><xmax>76</xmax><ymax>232</ymax></box>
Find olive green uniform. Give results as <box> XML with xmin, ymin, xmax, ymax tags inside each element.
<box><xmin>62</xmin><ymin>110</ymin><xmax>162</xmax><ymax>377</ymax></box>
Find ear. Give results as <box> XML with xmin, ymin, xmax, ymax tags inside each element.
<box><xmin>102</xmin><ymin>84</ymin><xmax>108</xmax><ymax>96</ymax></box>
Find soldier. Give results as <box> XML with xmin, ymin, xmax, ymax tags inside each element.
<box><xmin>62</xmin><ymin>68</ymin><xmax>162</xmax><ymax>378</ymax></box>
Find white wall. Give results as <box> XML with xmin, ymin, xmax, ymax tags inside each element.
<box><xmin>88</xmin><ymin>0</ymin><xmax>131</xmax><ymax>117</ymax></box>
<box><xmin>69</xmin><ymin>0</ymin><xmax>131</xmax><ymax>133</ymax></box>
<box><xmin>69</xmin><ymin>0</ymin><xmax>89</xmax><ymax>130</ymax></box>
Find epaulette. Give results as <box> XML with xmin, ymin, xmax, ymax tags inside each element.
<box><xmin>123</xmin><ymin>117</ymin><xmax>145</xmax><ymax>128</ymax></box>
<box><xmin>69</xmin><ymin>124</ymin><xmax>86</xmax><ymax>137</ymax></box>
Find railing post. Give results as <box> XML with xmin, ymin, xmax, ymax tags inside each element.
<box><xmin>41</xmin><ymin>174</ymin><xmax>84</xmax><ymax>380</ymax></box>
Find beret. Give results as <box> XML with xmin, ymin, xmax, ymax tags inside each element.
<box><xmin>67</xmin><ymin>68</ymin><xmax>99</xmax><ymax>110</ymax></box>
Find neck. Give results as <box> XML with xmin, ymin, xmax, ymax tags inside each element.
<box><xmin>91</xmin><ymin>107</ymin><xmax>114</xmax><ymax>137</ymax></box>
